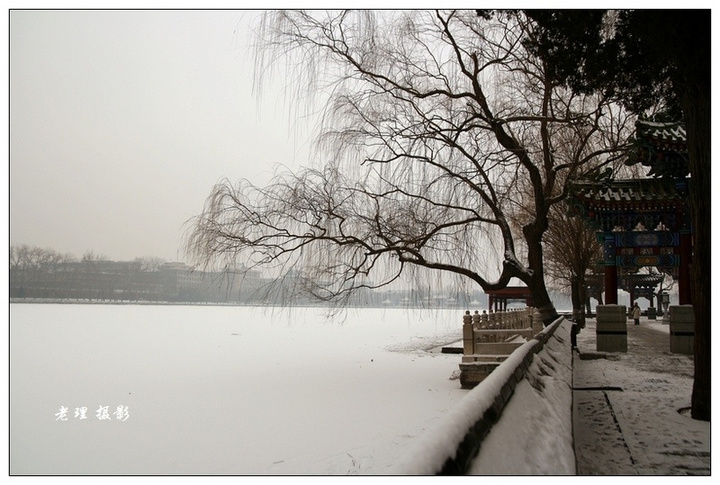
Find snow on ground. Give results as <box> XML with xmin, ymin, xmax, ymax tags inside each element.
<box><xmin>390</xmin><ymin>313</ymin><xmax>711</xmax><ymax>476</ymax></box>
<box><xmin>9</xmin><ymin>304</ymin><xmax>470</xmax><ymax>475</ymax></box>
<box><xmin>12</xmin><ymin>304</ymin><xmax>709</xmax><ymax>477</ymax></box>
<box><xmin>573</xmin><ymin>316</ymin><xmax>711</xmax><ymax>475</ymax></box>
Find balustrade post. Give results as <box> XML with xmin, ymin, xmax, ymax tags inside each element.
<box><xmin>472</xmin><ymin>310</ymin><xmax>481</xmax><ymax>329</ymax></box>
<box><xmin>532</xmin><ymin>307</ymin><xmax>543</xmax><ymax>335</ymax></box>
<box><xmin>463</xmin><ymin>310</ymin><xmax>474</xmax><ymax>355</ymax></box>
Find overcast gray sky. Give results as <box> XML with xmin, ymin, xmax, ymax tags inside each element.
<box><xmin>9</xmin><ymin>9</ymin><xmax>313</xmax><ymax>262</ymax></box>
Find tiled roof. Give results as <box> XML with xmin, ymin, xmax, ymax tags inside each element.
<box><xmin>586</xmin><ymin>272</ymin><xmax>665</xmax><ymax>290</ymax></box>
<box><xmin>569</xmin><ymin>178</ymin><xmax>687</xmax><ymax>205</ymax></box>
<box><xmin>621</xmin><ymin>273</ymin><xmax>666</xmax><ymax>286</ymax></box>
<box><xmin>636</xmin><ymin>120</ymin><xmax>687</xmax><ymax>148</ymax></box>
<box><xmin>567</xmin><ymin>177</ymin><xmax>691</xmax><ymax>232</ymax></box>
<box><xmin>626</xmin><ymin>120</ymin><xmax>689</xmax><ymax>178</ymax></box>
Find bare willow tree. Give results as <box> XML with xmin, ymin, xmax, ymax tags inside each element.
<box><xmin>187</xmin><ymin>10</ymin><xmax>633</xmax><ymax>324</ymax></box>
<box><xmin>543</xmin><ymin>204</ymin><xmax>602</xmax><ymax>325</ymax></box>
<box><xmin>509</xmin><ymin>123</ymin><xmax>638</xmax><ymax>327</ymax></box>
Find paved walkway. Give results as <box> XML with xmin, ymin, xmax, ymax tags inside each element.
<box><xmin>573</xmin><ymin>316</ymin><xmax>710</xmax><ymax>475</ymax></box>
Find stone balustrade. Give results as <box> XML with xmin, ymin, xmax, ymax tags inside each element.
<box><xmin>460</xmin><ymin>307</ymin><xmax>542</xmax><ymax>388</ymax></box>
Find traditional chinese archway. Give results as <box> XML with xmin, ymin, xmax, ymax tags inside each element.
<box><xmin>569</xmin><ymin>121</ymin><xmax>693</xmax><ymax>306</ymax></box>
<box><xmin>586</xmin><ymin>272</ymin><xmax>665</xmax><ymax>308</ymax></box>
<box><xmin>570</xmin><ymin>177</ymin><xmax>692</xmax><ymax>305</ymax></box>
<box><xmin>621</xmin><ymin>273</ymin><xmax>666</xmax><ymax>308</ymax></box>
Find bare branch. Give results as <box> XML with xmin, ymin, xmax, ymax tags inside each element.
<box><xmin>187</xmin><ymin>10</ymin><xmax>633</xmax><ymax>318</ymax></box>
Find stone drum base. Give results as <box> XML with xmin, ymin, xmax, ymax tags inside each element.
<box><xmin>669</xmin><ymin>305</ymin><xmax>694</xmax><ymax>354</ymax></box>
<box><xmin>596</xmin><ymin>304</ymin><xmax>627</xmax><ymax>353</ymax></box>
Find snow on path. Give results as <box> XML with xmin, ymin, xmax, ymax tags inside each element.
<box><xmin>573</xmin><ymin>317</ymin><xmax>710</xmax><ymax>475</ymax></box>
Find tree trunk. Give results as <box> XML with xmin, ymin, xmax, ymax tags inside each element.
<box><xmin>671</xmin><ymin>9</ymin><xmax>710</xmax><ymax>421</ymax></box>
<box><xmin>524</xmin><ymin>223</ymin><xmax>559</xmax><ymax>325</ymax></box>
<box><xmin>683</xmin><ymin>86</ymin><xmax>710</xmax><ymax>422</ymax></box>
<box><xmin>528</xmin><ymin>273</ymin><xmax>558</xmax><ymax>326</ymax></box>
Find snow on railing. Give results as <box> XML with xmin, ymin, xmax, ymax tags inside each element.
<box><xmin>390</xmin><ymin>316</ymin><xmax>571</xmax><ymax>475</ymax></box>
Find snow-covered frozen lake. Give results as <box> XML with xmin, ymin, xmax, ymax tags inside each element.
<box><xmin>9</xmin><ymin>303</ymin><xmax>468</xmax><ymax>475</ymax></box>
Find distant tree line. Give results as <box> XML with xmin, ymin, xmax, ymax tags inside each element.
<box><xmin>9</xmin><ymin>245</ymin><xmax>493</xmax><ymax>308</ymax></box>
<box><xmin>10</xmin><ymin>245</ymin><xmax>249</xmax><ymax>303</ymax></box>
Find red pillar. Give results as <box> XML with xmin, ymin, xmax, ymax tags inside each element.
<box><xmin>679</xmin><ymin>233</ymin><xmax>692</xmax><ymax>305</ymax></box>
<box><xmin>603</xmin><ymin>234</ymin><xmax>618</xmax><ymax>304</ymax></box>
<box><xmin>605</xmin><ymin>266</ymin><xmax>618</xmax><ymax>304</ymax></box>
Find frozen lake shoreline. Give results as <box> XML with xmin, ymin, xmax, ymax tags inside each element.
<box><xmin>10</xmin><ymin>303</ymin><xmax>468</xmax><ymax>475</ymax></box>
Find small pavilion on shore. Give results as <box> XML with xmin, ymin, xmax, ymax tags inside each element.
<box><xmin>485</xmin><ymin>286</ymin><xmax>533</xmax><ymax>312</ymax></box>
